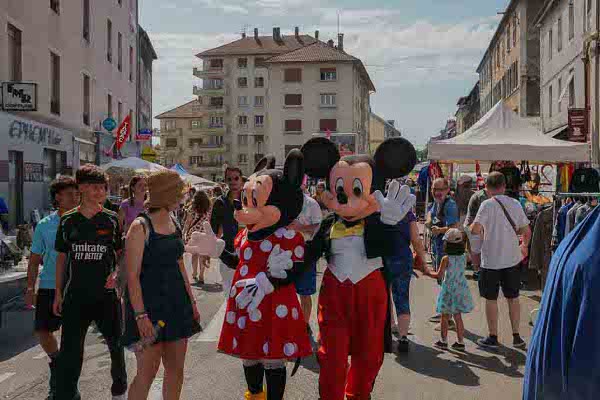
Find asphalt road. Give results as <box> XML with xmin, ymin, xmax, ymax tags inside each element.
<box><xmin>0</xmin><ymin>259</ymin><xmax>540</xmax><ymax>400</ymax></box>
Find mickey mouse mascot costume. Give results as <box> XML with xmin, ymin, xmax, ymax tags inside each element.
<box><xmin>302</xmin><ymin>136</ymin><xmax>417</xmax><ymax>400</ymax></box>
<box><xmin>187</xmin><ymin>149</ymin><xmax>311</xmax><ymax>400</ymax></box>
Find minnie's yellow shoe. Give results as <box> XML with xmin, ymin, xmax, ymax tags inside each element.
<box><xmin>244</xmin><ymin>391</ymin><xmax>266</xmax><ymax>400</ymax></box>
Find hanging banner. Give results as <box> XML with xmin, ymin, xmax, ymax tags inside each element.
<box><xmin>135</xmin><ymin>128</ymin><xmax>153</xmax><ymax>141</ymax></box>
<box><xmin>114</xmin><ymin>115</ymin><xmax>131</xmax><ymax>150</ymax></box>
<box><xmin>567</xmin><ymin>108</ymin><xmax>588</xmax><ymax>143</ymax></box>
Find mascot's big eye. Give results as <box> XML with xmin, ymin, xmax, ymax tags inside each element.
<box><xmin>251</xmin><ymin>189</ymin><xmax>258</xmax><ymax>207</ymax></box>
<box><xmin>335</xmin><ymin>178</ymin><xmax>344</xmax><ymax>193</ymax></box>
<box><xmin>242</xmin><ymin>191</ymin><xmax>248</xmax><ymax>207</ymax></box>
<box><xmin>353</xmin><ymin>179</ymin><xmax>363</xmax><ymax>197</ymax></box>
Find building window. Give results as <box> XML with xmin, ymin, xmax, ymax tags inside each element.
<box><xmin>238</xmin><ymin>96</ymin><xmax>249</xmax><ymax>106</ymax></box>
<box><xmin>587</xmin><ymin>0</ymin><xmax>593</xmax><ymax>32</ymax></box>
<box><xmin>129</xmin><ymin>46</ymin><xmax>134</xmax><ymax>81</ymax></box>
<box><xmin>558</xmin><ymin>78</ymin><xmax>563</xmax><ymax>112</ymax></box>
<box><xmin>209</xmin><ymin>97</ymin><xmax>224</xmax><ymax>108</ymax></box>
<box><xmin>210</xmin><ymin>116</ymin><xmax>224</xmax><ymax>127</ymax></box>
<box><xmin>191</xmin><ymin>120</ymin><xmax>203</xmax><ymax>129</ymax></box>
<box><xmin>255</xmin><ymin>77</ymin><xmax>264</xmax><ymax>88</ymax></box>
<box><xmin>190</xmin><ymin>138</ymin><xmax>203</xmax><ymax>147</ymax></box>
<box><xmin>569</xmin><ymin>76</ymin><xmax>575</xmax><ymax>107</ymax></box>
<box><xmin>284</xmin><ymin>94</ymin><xmax>302</xmax><ymax>106</ymax></box>
<box><xmin>107</xmin><ymin>94</ymin><xmax>113</xmax><ymax>118</ymax></box>
<box><xmin>255</xmin><ymin>115</ymin><xmax>264</xmax><ymax>127</ymax></box>
<box><xmin>557</xmin><ymin>17</ymin><xmax>563</xmax><ymax>52</ymax></box>
<box><xmin>238</xmin><ymin>154</ymin><xmax>248</xmax><ymax>164</ymax></box>
<box><xmin>117</xmin><ymin>32</ymin><xmax>123</xmax><ymax>71</ymax></box>
<box><xmin>7</xmin><ymin>24</ymin><xmax>22</xmax><ymax>81</ymax></box>
<box><xmin>548</xmin><ymin>29</ymin><xmax>553</xmax><ymax>60</ymax></box>
<box><xmin>238</xmin><ymin>58</ymin><xmax>248</xmax><ymax>68</ymax></box>
<box><xmin>238</xmin><ymin>115</ymin><xmax>248</xmax><ymax>127</ymax></box>
<box><xmin>285</xmin><ymin>145</ymin><xmax>300</xmax><ymax>156</ymax></box>
<box><xmin>254</xmin><ymin>96</ymin><xmax>264</xmax><ymax>107</ymax></box>
<box><xmin>320</xmin><ymin>119</ymin><xmax>337</xmax><ymax>132</ymax></box>
<box><xmin>118</xmin><ymin>0</ymin><xmax>122</xmax><ymax>6</ymax></box>
<box><xmin>189</xmin><ymin>156</ymin><xmax>202</xmax><ymax>165</ymax></box>
<box><xmin>506</xmin><ymin>24</ymin><xmax>511</xmax><ymax>52</ymax></box>
<box><xmin>51</xmin><ymin>0</ymin><xmax>60</xmax><ymax>14</ymax></box>
<box><xmin>255</xmin><ymin>57</ymin><xmax>267</xmax><ymax>68</ymax></box>
<box><xmin>285</xmin><ymin>119</ymin><xmax>302</xmax><ymax>133</ymax></box>
<box><xmin>284</xmin><ymin>68</ymin><xmax>302</xmax><ymax>82</ymax></box>
<box><xmin>238</xmin><ymin>77</ymin><xmax>248</xmax><ymax>88</ymax></box>
<box><xmin>548</xmin><ymin>85</ymin><xmax>553</xmax><ymax>118</ymax></box>
<box><xmin>118</xmin><ymin>101</ymin><xmax>122</xmax><ymax>124</ymax></box>
<box><xmin>209</xmin><ymin>59</ymin><xmax>223</xmax><ymax>69</ymax></box>
<box><xmin>513</xmin><ymin>16</ymin><xmax>517</xmax><ymax>46</ymax></box>
<box><xmin>320</xmin><ymin>68</ymin><xmax>337</xmax><ymax>81</ymax></box>
<box><xmin>83</xmin><ymin>74</ymin><xmax>90</xmax><ymax>125</ymax></box>
<box><xmin>166</xmin><ymin>138</ymin><xmax>178</xmax><ymax>148</ymax></box>
<box><xmin>320</xmin><ymin>93</ymin><xmax>336</xmax><ymax>107</ymax></box>
<box><xmin>165</xmin><ymin>120</ymin><xmax>176</xmax><ymax>130</ymax></box>
<box><xmin>107</xmin><ymin>19</ymin><xmax>112</xmax><ymax>62</ymax></box>
<box><xmin>238</xmin><ymin>135</ymin><xmax>249</xmax><ymax>145</ymax></box>
<box><xmin>50</xmin><ymin>52</ymin><xmax>61</xmax><ymax>115</ymax></box>
<box><xmin>569</xmin><ymin>3</ymin><xmax>575</xmax><ymax>40</ymax></box>
<box><xmin>83</xmin><ymin>0</ymin><xmax>90</xmax><ymax>41</ymax></box>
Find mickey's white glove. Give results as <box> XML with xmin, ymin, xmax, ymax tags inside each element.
<box><xmin>235</xmin><ymin>272</ymin><xmax>274</xmax><ymax>312</ymax></box>
<box><xmin>267</xmin><ymin>244</ymin><xmax>294</xmax><ymax>279</ymax></box>
<box><xmin>185</xmin><ymin>222</ymin><xmax>226</xmax><ymax>258</ymax></box>
<box><xmin>373</xmin><ymin>180</ymin><xmax>416</xmax><ymax>225</ymax></box>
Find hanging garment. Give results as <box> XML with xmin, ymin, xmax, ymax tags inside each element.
<box><xmin>565</xmin><ymin>202</ymin><xmax>584</xmax><ymax>235</ymax></box>
<box><xmin>554</xmin><ymin>202</ymin><xmax>574</xmax><ymax>244</ymax></box>
<box><xmin>528</xmin><ymin>207</ymin><xmax>553</xmax><ymax>280</ymax></box>
<box><xmin>523</xmin><ymin>206</ymin><xmax>600</xmax><ymax>400</ymax></box>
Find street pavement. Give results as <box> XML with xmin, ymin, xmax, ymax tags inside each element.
<box><xmin>0</xmin><ymin>258</ymin><xmax>540</xmax><ymax>400</ymax></box>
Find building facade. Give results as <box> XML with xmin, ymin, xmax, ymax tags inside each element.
<box><xmin>194</xmin><ymin>28</ymin><xmax>373</xmax><ymax>174</ymax></box>
<box><xmin>455</xmin><ymin>81</ymin><xmax>481</xmax><ymax>134</ymax></box>
<box><xmin>369</xmin><ymin>112</ymin><xmax>402</xmax><ymax>152</ymax></box>
<box><xmin>0</xmin><ymin>0</ymin><xmax>138</xmax><ymax>225</ymax></box>
<box><xmin>536</xmin><ymin>0</ymin><xmax>586</xmax><ymax>138</ymax></box>
<box><xmin>477</xmin><ymin>0</ymin><xmax>545</xmax><ymax>118</ymax></box>
<box><xmin>156</xmin><ymin>99</ymin><xmax>227</xmax><ymax>182</ymax></box>
<box><xmin>137</xmin><ymin>26</ymin><xmax>157</xmax><ymax>140</ymax></box>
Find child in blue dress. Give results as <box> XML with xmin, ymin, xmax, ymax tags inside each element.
<box><xmin>425</xmin><ymin>228</ymin><xmax>474</xmax><ymax>351</ymax></box>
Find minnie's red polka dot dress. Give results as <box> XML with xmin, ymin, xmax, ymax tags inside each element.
<box><xmin>217</xmin><ymin>227</ymin><xmax>312</xmax><ymax>360</ymax></box>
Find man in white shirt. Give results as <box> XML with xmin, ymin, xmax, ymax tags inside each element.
<box><xmin>288</xmin><ymin>180</ymin><xmax>323</xmax><ymax>335</ymax></box>
<box><xmin>470</xmin><ymin>172</ymin><xmax>531</xmax><ymax>349</ymax></box>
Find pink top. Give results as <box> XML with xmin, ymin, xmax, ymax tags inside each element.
<box><xmin>120</xmin><ymin>199</ymin><xmax>145</xmax><ymax>232</ymax></box>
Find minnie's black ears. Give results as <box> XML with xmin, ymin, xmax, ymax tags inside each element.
<box><xmin>301</xmin><ymin>137</ymin><xmax>340</xmax><ymax>179</ymax></box>
<box><xmin>373</xmin><ymin>137</ymin><xmax>417</xmax><ymax>180</ymax></box>
<box><xmin>254</xmin><ymin>155</ymin><xmax>276</xmax><ymax>173</ymax></box>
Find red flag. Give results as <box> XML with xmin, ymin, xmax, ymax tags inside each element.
<box><xmin>115</xmin><ymin>115</ymin><xmax>131</xmax><ymax>150</ymax></box>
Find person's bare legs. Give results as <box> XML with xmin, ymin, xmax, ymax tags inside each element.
<box><xmin>507</xmin><ymin>297</ymin><xmax>521</xmax><ymax>334</ymax></box>
<box><xmin>453</xmin><ymin>313</ymin><xmax>465</xmax><ymax>343</ymax></box>
<box><xmin>162</xmin><ymin>339</ymin><xmax>188</xmax><ymax>400</ymax></box>
<box><xmin>397</xmin><ymin>314</ymin><xmax>410</xmax><ymax>338</ymax></box>
<box><xmin>486</xmin><ymin>300</ymin><xmax>499</xmax><ymax>336</ymax></box>
<box><xmin>300</xmin><ymin>295</ymin><xmax>312</xmax><ymax>324</ymax></box>
<box><xmin>191</xmin><ymin>255</ymin><xmax>199</xmax><ymax>280</ymax></box>
<box><xmin>128</xmin><ymin>344</ymin><xmax>162</xmax><ymax>400</ymax></box>
<box><xmin>37</xmin><ymin>330</ymin><xmax>59</xmax><ymax>355</ymax></box>
<box><xmin>440</xmin><ymin>314</ymin><xmax>449</xmax><ymax>342</ymax></box>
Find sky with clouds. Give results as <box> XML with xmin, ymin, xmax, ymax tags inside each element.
<box><xmin>141</xmin><ymin>0</ymin><xmax>510</xmax><ymax>145</ymax></box>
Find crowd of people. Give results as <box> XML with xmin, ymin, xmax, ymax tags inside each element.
<box><xmin>24</xmin><ymin>160</ymin><xmax>537</xmax><ymax>400</ymax></box>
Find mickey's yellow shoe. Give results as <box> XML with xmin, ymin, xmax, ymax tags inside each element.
<box><xmin>244</xmin><ymin>391</ymin><xmax>266</xmax><ymax>400</ymax></box>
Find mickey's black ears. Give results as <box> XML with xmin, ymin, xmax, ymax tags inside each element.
<box><xmin>254</xmin><ymin>155</ymin><xmax>276</xmax><ymax>173</ymax></box>
<box><xmin>301</xmin><ymin>137</ymin><xmax>340</xmax><ymax>179</ymax></box>
<box><xmin>283</xmin><ymin>149</ymin><xmax>304</xmax><ymax>187</ymax></box>
<box><xmin>373</xmin><ymin>137</ymin><xmax>417</xmax><ymax>180</ymax></box>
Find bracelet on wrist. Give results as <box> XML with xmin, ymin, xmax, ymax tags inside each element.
<box><xmin>135</xmin><ymin>313</ymin><xmax>148</xmax><ymax>321</ymax></box>
<box><xmin>134</xmin><ymin>310</ymin><xmax>146</xmax><ymax>317</ymax></box>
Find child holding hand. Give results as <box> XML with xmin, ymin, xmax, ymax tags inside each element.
<box><xmin>425</xmin><ymin>228</ymin><xmax>474</xmax><ymax>351</ymax></box>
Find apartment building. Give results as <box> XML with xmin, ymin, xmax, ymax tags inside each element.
<box><xmin>137</xmin><ymin>26</ymin><xmax>157</xmax><ymax>139</ymax></box>
<box><xmin>369</xmin><ymin>113</ymin><xmax>402</xmax><ymax>152</ymax></box>
<box><xmin>455</xmin><ymin>82</ymin><xmax>480</xmax><ymax>135</ymax></box>
<box><xmin>156</xmin><ymin>99</ymin><xmax>227</xmax><ymax>182</ymax></box>
<box><xmin>194</xmin><ymin>27</ymin><xmax>374</xmax><ymax>174</ymax></box>
<box><xmin>477</xmin><ymin>0</ymin><xmax>545</xmax><ymax>118</ymax></box>
<box><xmin>0</xmin><ymin>0</ymin><xmax>138</xmax><ymax>226</ymax></box>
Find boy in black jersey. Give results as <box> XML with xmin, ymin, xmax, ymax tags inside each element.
<box><xmin>53</xmin><ymin>165</ymin><xmax>127</xmax><ymax>400</ymax></box>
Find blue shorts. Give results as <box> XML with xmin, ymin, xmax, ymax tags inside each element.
<box><xmin>294</xmin><ymin>260</ymin><xmax>317</xmax><ymax>296</ymax></box>
<box><xmin>383</xmin><ymin>256</ymin><xmax>413</xmax><ymax>315</ymax></box>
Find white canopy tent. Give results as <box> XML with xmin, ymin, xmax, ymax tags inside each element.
<box><xmin>100</xmin><ymin>157</ymin><xmax>167</xmax><ymax>173</ymax></box>
<box><xmin>428</xmin><ymin>102</ymin><xmax>590</xmax><ymax>163</ymax></box>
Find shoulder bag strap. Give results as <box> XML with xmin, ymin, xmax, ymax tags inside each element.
<box><xmin>493</xmin><ymin>197</ymin><xmax>519</xmax><ymax>236</ymax></box>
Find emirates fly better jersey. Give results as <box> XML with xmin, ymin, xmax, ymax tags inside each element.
<box><xmin>55</xmin><ymin>207</ymin><xmax>123</xmax><ymax>298</ymax></box>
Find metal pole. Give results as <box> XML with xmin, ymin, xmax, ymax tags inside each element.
<box><xmin>595</xmin><ymin>0</ymin><xmax>600</xmax><ymax>166</ymax></box>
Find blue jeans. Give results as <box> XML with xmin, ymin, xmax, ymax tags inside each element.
<box><xmin>383</xmin><ymin>256</ymin><xmax>413</xmax><ymax>315</ymax></box>
<box><xmin>294</xmin><ymin>260</ymin><xmax>317</xmax><ymax>296</ymax></box>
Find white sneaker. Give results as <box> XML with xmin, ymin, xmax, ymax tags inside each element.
<box><xmin>112</xmin><ymin>394</ymin><xmax>127</xmax><ymax>400</ymax></box>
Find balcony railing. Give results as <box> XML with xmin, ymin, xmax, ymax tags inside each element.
<box><xmin>193</xmin><ymin>66</ymin><xmax>226</xmax><ymax>78</ymax></box>
<box><xmin>193</xmin><ymin>85</ymin><xmax>225</xmax><ymax>96</ymax></box>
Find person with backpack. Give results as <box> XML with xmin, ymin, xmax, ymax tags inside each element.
<box><xmin>124</xmin><ymin>170</ymin><xmax>201</xmax><ymax>400</ymax></box>
<box><xmin>426</xmin><ymin>178</ymin><xmax>459</xmax><ymax>324</ymax></box>
<box><xmin>469</xmin><ymin>172</ymin><xmax>531</xmax><ymax>349</ymax></box>
<box><xmin>183</xmin><ymin>190</ymin><xmax>212</xmax><ymax>283</ymax></box>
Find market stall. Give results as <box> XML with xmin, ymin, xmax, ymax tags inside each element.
<box><xmin>170</xmin><ymin>164</ymin><xmax>218</xmax><ymax>188</ymax></box>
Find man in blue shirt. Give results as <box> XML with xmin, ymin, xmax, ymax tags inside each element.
<box><xmin>426</xmin><ymin>178</ymin><xmax>459</xmax><ymax>322</ymax></box>
<box><xmin>26</xmin><ymin>176</ymin><xmax>79</xmax><ymax>400</ymax></box>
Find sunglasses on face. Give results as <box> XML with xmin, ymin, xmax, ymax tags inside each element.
<box><xmin>226</xmin><ymin>176</ymin><xmax>240</xmax><ymax>182</ymax></box>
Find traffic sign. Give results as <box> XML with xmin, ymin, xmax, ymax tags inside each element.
<box><xmin>102</xmin><ymin>117</ymin><xmax>117</xmax><ymax>132</ymax></box>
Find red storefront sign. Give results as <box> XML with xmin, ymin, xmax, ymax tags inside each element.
<box><xmin>567</xmin><ymin>108</ymin><xmax>588</xmax><ymax>143</ymax></box>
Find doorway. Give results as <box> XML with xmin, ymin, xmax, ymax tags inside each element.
<box><xmin>8</xmin><ymin>151</ymin><xmax>24</xmax><ymax>225</ymax></box>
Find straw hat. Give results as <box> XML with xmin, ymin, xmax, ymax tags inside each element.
<box><xmin>145</xmin><ymin>170</ymin><xmax>186</xmax><ymax>209</ymax></box>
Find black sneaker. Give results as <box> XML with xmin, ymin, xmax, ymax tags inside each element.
<box><xmin>477</xmin><ymin>336</ymin><xmax>500</xmax><ymax>349</ymax></box>
<box><xmin>472</xmin><ymin>271</ymin><xmax>480</xmax><ymax>281</ymax></box>
<box><xmin>429</xmin><ymin>314</ymin><xmax>442</xmax><ymax>322</ymax></box>
<box><xmin>513</xmin><ymin>335</ymin><xmax>527</xmax><ymax>349</ymax></box>
<box><xmin>434</xmin><ymin>340</ymin><xmax>448</xmax><ymax>350</ymax></box>
<box><xmin>397</xmin><ymin>337</ymin><xmax>409</xmax><ymax>353</ymax></box>
<box><xmin>451</xmin><ymin>342</ymin><xmax>466</xmax><ymax>351</ymax></box>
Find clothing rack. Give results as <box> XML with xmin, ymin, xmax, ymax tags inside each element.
<box><xmin>554</xmin><ymin>192</ymin><xmax>600</xmax><ymax>198</ymax></box>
